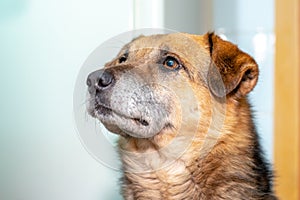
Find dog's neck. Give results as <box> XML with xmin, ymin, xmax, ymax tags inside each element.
<box><xmin>118</xmin><ymin>98</ymin><xmax>274</xmax><ymax>199</ymax></box>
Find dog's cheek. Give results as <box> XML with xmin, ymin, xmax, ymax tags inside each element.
<box><xmin>156</xmin><ymin>87</ymin><xmax>182</xmax><ymax>126</ymax></box>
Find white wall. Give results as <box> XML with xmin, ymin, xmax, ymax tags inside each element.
<box><xmin>0</xmin><ymin>0</ymin><xmax>132</xmax><ymax>199</ymax></box>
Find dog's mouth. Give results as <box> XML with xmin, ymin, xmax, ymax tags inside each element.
<box><xmin>86</xmin><ymin>96</ymin><xmax>172</xmax><ymax>138</ymax></box>
<box><xmin>93</xmin><ymin>102</ymin><xmax>150</xmax><ymax>127</ymax></box>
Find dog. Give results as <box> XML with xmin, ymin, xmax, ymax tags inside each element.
<box><xmin>86</xmin><ymin>32</ymin><xmax>277</xmax><ymax>199</ymax></box>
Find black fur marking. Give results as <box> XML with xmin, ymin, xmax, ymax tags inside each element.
<box><xmin>208</xmin><ymin>32</ymin><xmax>215</xmax><ymax>56</ymax></box>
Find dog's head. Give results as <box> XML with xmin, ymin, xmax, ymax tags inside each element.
<box><xmin>86</xmin><ymin>33</ymin><xmax>258</xmax><ymax>145</ymax></box>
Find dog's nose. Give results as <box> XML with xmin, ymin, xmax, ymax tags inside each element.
<box><xmin>87</xmin><ymin>69</ymin><xmax>115</xmax><ymax>93</ymax></box>
<box><xmin>98</xmin><ymin>70</ymin><xmax>114</xmax><ymax>88</ymax></box>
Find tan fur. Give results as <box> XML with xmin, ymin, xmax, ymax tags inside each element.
<box><xmin>86</xmin><ymin>32</ymin><xmax>276</xmax><ymax>199</ymax></box>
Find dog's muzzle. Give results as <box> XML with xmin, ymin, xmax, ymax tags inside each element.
<box><xmin>86</xmin><ymin>66</ymin><xmax>176</xmax><ymax>138</ymax></box>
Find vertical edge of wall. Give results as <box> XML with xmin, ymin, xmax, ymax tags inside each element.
<box><xmin>132</xmin><ymin>0</ymin><xmax>164</xmax><ymax>29</ymax></box>
<box><xmin>274</xmin><ymin>0</ymin><xmax>300</xmax><ymax>199</ymax></box>
<box><xmin>199</xmin><ymin>0</ymin><xmax>213</xmax><ymax>33</ymax></box>
<box><xmin>163</xmin><ymin>0</ymin><xmax>213</xmax><ymax>34</ymax></box>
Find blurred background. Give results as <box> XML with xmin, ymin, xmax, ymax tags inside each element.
<box><xmin>0</xmin><ymin>0</ymin><xmax>298</xmax><ymax>200</ymax></box>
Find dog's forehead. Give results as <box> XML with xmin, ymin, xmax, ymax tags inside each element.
<box><xmin>126</xmin><ymin>33</ymin><xmax>208</xmax><ymax>56</ymax></box>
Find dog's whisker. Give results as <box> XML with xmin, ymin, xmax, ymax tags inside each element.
<box><xmin>79</xmin><ymin>100</ymin><xmax>88</xmax><ymax>107</ymax></box>
<box><xmin>84</xmin><ymin>110</ymin><xmax>90</xmax><ymax>122</ymax></box>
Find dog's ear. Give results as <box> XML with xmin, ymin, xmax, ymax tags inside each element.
<box><xmin>206</xmin><ymin>33</ymin><xmax>259</xmax><ymax>99</ymax></box>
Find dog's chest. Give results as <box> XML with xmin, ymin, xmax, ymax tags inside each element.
<box><xmin>122</xmin><ymin>156</ymin><xmax>202</xmax><ymax>199</ymax></box>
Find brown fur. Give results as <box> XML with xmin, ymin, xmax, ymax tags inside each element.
<box><xmin>86</xmin><ymin>32</ymin><xmax>277</xmax><ymax>199</ymax></box>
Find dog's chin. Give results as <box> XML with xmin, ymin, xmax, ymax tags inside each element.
<box><xmin>90</xmin><ymin>104</ymin><xmax>167</xmax><ymax>138</ymax></box>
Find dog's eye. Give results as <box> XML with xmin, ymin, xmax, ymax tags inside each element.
<box><xmin>163</xmin><ymin>56</ymin><xmax>181</xmax><ymax>70</ymax></box>
<box><xmin>119</xmin><ymin>53</ymin><xmax>128</xmax><ymax>63</ymax></box>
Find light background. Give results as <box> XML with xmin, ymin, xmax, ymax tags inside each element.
<box><xmin>0</xmin><ymin>0</ymin><xmax>274</xmax><ymax>199</ymax></box>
